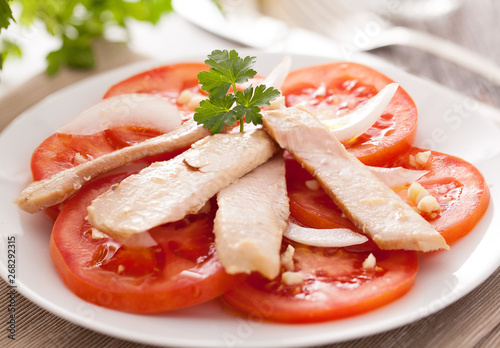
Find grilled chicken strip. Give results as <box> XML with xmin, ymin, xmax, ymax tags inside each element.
<box><xmin>214</xmin><ymin>154</ymin><xmax>289</xmax><ymax>279</ymax></box>
<box><xmin>15</xmin><ymin>119</ymin><xmax>209</xmax><ymax>214</ymax></box>
<box><xmin>87</xmin><ymin>129</ymin><xmax>278</xmax><ymax>240</ymax></box>
<box><xmin>263</xmin><ymin>107</ymin><xmax>449</xmax><ymax>252</ymax></box>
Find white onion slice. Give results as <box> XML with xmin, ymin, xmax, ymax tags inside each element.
<box><xmin>284</xmin><ymin>221</ymin><xmax>368</xmax><ymax>247</ymax></box>
<box><xmin>57</xmin><ymin>93</ymin><xmax>182</xmax><ymax>135</ymax></box>
<box><xmin>369</xmin><ymin>166</ymin><xmax>428</xmax><ymax>188</ymax></box>
<box><xmin>324</xmin><ymin>83</ymin><xmax>399</xmax><ymax>142</ymax></box>
<box><xmin>262</xmin><ymin>55</ymin><xmax>292</xmax><ymax>90</ymax></box>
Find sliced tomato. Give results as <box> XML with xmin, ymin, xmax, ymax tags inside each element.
<box><xmin>389</xmin><ymin>147</ymin><xmax>490</xmax><ymax>244</ymax></box>
<box><xmin>223</xmin><ymin>240</ymin><xmax>418</xmax><ymax>323</ymax></box>
<box><xmin>30</xmin><ymin>127</ymin><xmax>183</xmax><ymax>220</ymax></box>
<box><xmin>50</xmin><ymin>172</ymin><xmax>244</xmax><ymax>313</ymax></box>
<box><xmin>31</xmin><ymin>127</ymin><xmax>169</xmax><ymax>181</ymax></box>
<box><xmin>33</xmin><ymin>63</ymin><xmax>210</xmax><ymax>181</ymax></box>
<box><xmin>103</xmin><ymin>62</ymin><xmax>209</xmax><ymax>118</ymax></box>
<box><xmin>31</xmin><ymin>63</ymin><xmax>210</xmax><ymax>217</ymax></box>
<box><xmin>281</xmin><ymin>62</ymin><xmax>418</xmax><ymax>166</ymax></box>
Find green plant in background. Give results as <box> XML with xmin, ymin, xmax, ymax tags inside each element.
<box><xmin>0</xmin><ymin>0</ymin><xmax>175</xmax><ymax>74</ymax></box>
<box><xmin>0</xmin><ymin>0</ymin><xmax>18</xmax><ymax>69</ymax></box>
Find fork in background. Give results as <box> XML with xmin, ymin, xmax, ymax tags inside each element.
<box><xmin>259</xmin><ymin>0</ymin><xmax>500</xmax><ymax>85</ymax></box>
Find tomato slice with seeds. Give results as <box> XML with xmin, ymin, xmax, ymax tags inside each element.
<box><xmin>31</xmin><ymin>127</ymin><xmax>173</xmax><ymax>182</ymax></box>
<box><xmin>30</xmin><ymin>127</ymin><xmax>182</xmax><ymax>220</ymax></box>
<box><xmin>50</xmin><ymin>172</ymin><xmax>244</xmax><ymax>313</ymax></box>
<box><xmin>286</xmin><ymin>144</ymin><xmax>490</xmax><ymax>246</ymax></box>
<box><xmin>223</xmin><ymin>240</ymin><xmax>418</xmax><ymax>323</ymax></box>
<box><xmin>31</xmin><ymin>63</ymin><xmax>209</xmax><ymax>218</ymax></box>
<box><xmin>389</xmin><ymin>147</ymin><xmax>490</xmax><ymax>244</ymax></box>
<box><xmin>281</xmin><ymin>62</ymin><xmax>418</xmax><ymax>166</ymax></box>
<box><xmin>103</xmin><ymin>62</ymin><xmax>209</xmax><ymax>118</ymax></box>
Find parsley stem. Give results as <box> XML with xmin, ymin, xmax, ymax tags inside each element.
<box><xmin>232</xmin><ymin>81</ymin><xmax>244</xmax><ymax>133</ymax></box>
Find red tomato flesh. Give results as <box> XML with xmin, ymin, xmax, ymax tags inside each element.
<box><xmin>32</xmin><ymin>63</ymin><xmax>210</xmax><ymax>217</ymax></box>
<box><xmin>50</xmin><ymin>172</ymin><xmax>244</xmax><ymax>313</ymax></box>
<box><xmin>389</xmin><ymin>147</ymin><xmax>490</xmax><ymax>244</ymax></box>
<box><xmin>103</xmin><ymin>62</ymin><xmax>209</xmax><ymax>118</ymax></box>
<box><xmin>31</xmin><ymin>127</ymin><xmax>183</xmax><ymax>220</ymax></box>
<box><xmin>223</xmin><ymin>240</ymin><xmax>418</xmax><ymax>323</ymax></box>
<box><xmin>281</xmin><ymin>62</ymin><xmax>418</xmax><ymax>166</ymax></box>
<box><xmin>31</xmin><ymin>127</ymin><xmax>173</xmax><ymax>181</ymax></box>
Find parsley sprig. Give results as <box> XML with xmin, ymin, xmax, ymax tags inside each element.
<box><xmin>194</xmin><ymin>50</ymin><xmax>281</xmax><ymax>134</ymax></box>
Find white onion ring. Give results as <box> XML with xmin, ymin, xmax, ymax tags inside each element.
<box><xmin>324</xmin><ymin>83</ymin><xmax>399</xmax><ymax>142</ymax></box>
<box><xmin>369</xmin><ymin>166</ymin><xmax>429</xmax><ymax>188</ymax></box>
<box><xmin>57</xmin><ymin>93</ymin><xmax>182</xmax><ymax>135</ymax></box>
<box><xmin>262</xmin><ymin>55</ymin><xmax>292</xmax><ymax>90</ymax></box>
<box><xmin>284</xmin><ymin>221</ymin><xmax>368</xmax><ymax>247</ymax></box>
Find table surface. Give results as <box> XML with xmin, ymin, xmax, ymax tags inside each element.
<box><xmin>1</xmin><ymin>0</ymin><xmax>499</xmax><ymax>347</ymax></box>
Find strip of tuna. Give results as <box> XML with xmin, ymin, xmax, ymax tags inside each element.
<box><xmin>214</xmin><ymin>154</ymin><xmax>289</xmax><ymax>279</ymax></box>
<box><xmin>262</xmin><ymin>107</ymin><xmax>449</xmax><ymax>252</ymax></box>
<box><xmin>87</xmin><ymin>129</ymin><xmax>278</xmax><ymax>240</ymax></box>
<box><xmin>15</xmin><ymin>119</ymin><xmax>209</xmax><ymax>214</ymax></box>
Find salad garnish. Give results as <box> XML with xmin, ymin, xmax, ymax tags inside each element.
<box><xmin>194</xmin><ymin>49</ymin><xmax>281</xmax><ymax>134</ymax></box>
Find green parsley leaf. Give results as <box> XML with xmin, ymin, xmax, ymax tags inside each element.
<box><xmin>194</xmin><ymin>49</ymin><xmax>281</xmax><ymax>134</ymax></box>
<box><xmin>194</xmin><ymin>95</ymin><xmax>238</xmax><ymax>134</ymax></box>
<box><xmin>236</xmin><ymin>84</ymin><xmax>282</xmax><ymax>108</ymax></box>
<box><xmin>199</xmin><ymin>50</ymin><xmax>257</xmax><ymax>100</ymax></box>
<box><xmin>205</xmin><ymin>49</ymin><xmax>257</xmax><ymax>84</ymax></box>
<box><xmin>234</xmin><ymin>85</ymin><xmax>281</xmax><ymax>126</ymax></box>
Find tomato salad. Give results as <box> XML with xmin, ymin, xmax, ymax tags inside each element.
<box><xmin>21</xmin><ymin>59</ymin><xmax>489</xmax><ymax>322</ymax></box>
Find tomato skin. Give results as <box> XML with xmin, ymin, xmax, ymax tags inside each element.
<box><xmin>104</xmin><ymin>62</ymin><xmax>208</xmax><ymax>98</ymax></box>
<box><xmin>390</xmin><ymin>147</ymin><xmax>490</xmax><ymax>244</ymax></box>
<box><xmin>50</xmin><ymin>172</ymin><xmax>244</xmax><ymax>313</ymax></box>
<box><xmin>223</xmin><ymin>240</ymin><xmax>418</xmax><ymax>323</ymax></box>
<box><xmin>281</xmin><ymin>62</ymin><xmax>418</xmax><ymax>166</ymax></box>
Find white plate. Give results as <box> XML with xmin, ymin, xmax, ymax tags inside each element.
<box><xmin>1</xmin><ymin>52</ymin><xmax>500</xmax><ymax>348</ymax></box>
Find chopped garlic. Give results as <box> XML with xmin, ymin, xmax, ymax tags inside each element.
<box><xmin>90</xmin><ymin>228</ymin><xmax>107</xmax><ymax>239</ymax></box>
<box><xmin>362</xmin><ymin>253</ymin><xmax>376</xmax><ymax>269</ymax></box>
<box><xmin>187</xmin><ymin>95</ymin><xmax>207</xmax><ymax>110</ymax></box>
<box><xmin>177</xmin><ymin>90</ymin><xmax>206</xmax><ymax>109</ymax></box>
<box><xmin>409</xmin><ymin>151</ymin><xmax>432</xmax><ymax>168</ymax></box>
<box><xmin>418</xmin><ymin>195</ymin><xmax>441</xmax><ymax>214</ymax></box>
<box><xmin>281</xmin><ymin>244</ymin><xmax>295</xmax><ymax>271</ymax></box>
<box><xmin>73</xmin><ymin>152</ymin><xmax>88</xmax><ymax>165</ymax></box>
<box><xmin>408</xmin><ymin>182</ymin><xmax>429</xmax><ymax>204</ymax></box>
<box><xmin>177</xmin><ymin>89</ymin><xmax>193</xmax><ymax>105</ymax></box>
<box><xmin>415</xmin><ymin>151</ymin><xmax>431</xmax><ymax>166</ymax></box>
<box><xmin>282</xmin><ymin>271</ymin><xmax>303</xmax><ymax>285</ymax></box>
<box><xmin>408</xmin><ymin>182</ymin><xmax>441</xmax><ymax>215</ymax></box>
<box><xmin>117</xmin><ymin>265</ymin><xmax>125</xmax><ymax>275</ymax></box>
<box><xmin>305</xmin><ymin>179</ymin><xmax>320</xmax><ymax>191</ymax></box>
